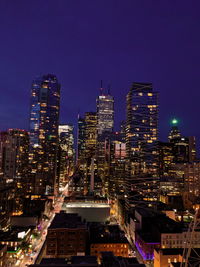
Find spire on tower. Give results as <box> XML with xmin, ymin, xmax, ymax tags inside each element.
<box><xmin>100</xmin><ymin>80</ymin><xmax>103</xmax><ymax>95</ymax></box>
<box><xmin>108</xmin><ymin>84</ymin><xmax>111</xmax><ymax>95</ymax></box>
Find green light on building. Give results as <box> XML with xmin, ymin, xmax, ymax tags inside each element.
<box><xmin>171</xmin><ymin>118</ymin><xmax>178</xmax><ymax>125</ymax></box>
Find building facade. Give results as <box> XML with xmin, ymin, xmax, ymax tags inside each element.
<box><xmin>89</xmin><ymin>224</ymin><xmax>129</xmax><ymax>259</ymax></box>
<box><xmin>96</xmin><ymin>90</ymin><xmax>114</xmax><ymax>135</ymax></box>
<box><xmin>46</xmin><ymin>213</ymin><xmax>87</xmax><ymax>257</ymax></box>
<box><xmin>77</xmin><ymin>116</ymin><xmax>86</xmax><ymax>164</ymax></box>
<box><xmin>84</xmin><ymin>112</ymin><xmax>97</xmax><ymax>157</ymax></box>
<box><xmin>168</xmin><ymin>120</ymin><xmax>196</xmax><ymax>163</ymax></box>
<box><xmin>125</xmin><ymin>82</ymin><xmax>158</xmax><ymax>208</ymax></box>
<box><xmin>126</xmin><ymin>82</ymin><xmax>158</xmax><ymax>175</ymax></box>
<box><xmin>58</xmin><ymin>124</ymin><xmax>75</xmax><ymax>189</ymax></box>
<box><xmin>0</xmin><ymin>129</ymin><xmax>29</xmax><ymax>183</ymax></box>
<box><xmin>29</xmin><ymin>74</ymin><xmax>60</xmax><ymax>195</ymax></box>
<box><xmin>77</xmin><ymin>112</ymin><xmax>98</xmax><ymax>194</ymax></box>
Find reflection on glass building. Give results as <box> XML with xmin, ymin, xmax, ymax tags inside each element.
<box><xmin>126</xmin><ymin>82</ymin><xmax>158</xmax><ymax>175</ymax></box>
<box><xmin>29</xmin><ymin>74</ymin><xmax>60</xmax><ymax>195</ymax></box>
<box><xmin>125</xmin><ymin>82</ymin><xmax>158</xmax><ymax>208</ymax></box>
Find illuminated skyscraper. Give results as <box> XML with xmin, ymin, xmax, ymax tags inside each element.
<box><xmin>158</xmin><ymin>141</ymin><xmax>174</xmax><ymax>176</ymax></box>
<box><xmin>0</xmin><ymin>129</ymin><xmax>29</xmax><ymax>183</ymax></box>
<box><xmin>77</xmin><ymin>116</ymin><xmax>86</xmax><ymax>163</ymax></box>
<box><xmin>84</xmin><ymin>112</ymin><xmax>97</xmax><ymax>156</ymax></box>
<box><xmin>57</xmin><ymin>124</ymin><xmax>75</xmax><ymax>189</ymax></box>
<box><xmin>126</xmin><ymin>82</ymin><xmax>158</xmax><ymax>175</ymax></box>
<box><xmin>96</xmin><ymin>88</ymin><xmax>114</xmax><ymax>135</ymax></box>
<box><xmin>168</xmin><ymin>118</ymin><xmax>181</xmax><ymax>141</ymax></box>
<box><xmin>29</xmin><ymin>74</ymin><xmax>60</xmax><ymax>195</ymax></box>
<box><xmin>77</xmin><ymin>112</ymin><xmax>97</xmax><ymax>161</ymax></box>
<box><xmin>96</xmin><ymin>88</ymin><xmax>114</xmax><ymax>194</ymax></box>
<box><xmin>168</xmin><ymin>119</ymin><xmax>196</xmax><ymax>163</ymax></box>
<box><xmin>97</xmin><ymin>131</ymin><xmax>126</xmax><ymax>197</ymax></box>
<box><xmin>0</xmin><ymin>129</ymin><xmax>30</xmax><ymax>214</ymax></box>
<box><xmin>77</xmin><ymin>112</ymin><xmax>98</xmax><ymax>194</ymax></box>
<box><xmin>125</xmin><ymin>82</ymin><xmax>158</xmax><ymax>209</ymax></box>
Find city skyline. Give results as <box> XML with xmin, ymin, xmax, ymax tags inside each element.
<box><xmin>0</xmin><ymin>73</ymin><xmax>197</xmax><ymax>144</ymax></box>
<box><xmin>0</xmin><ymin>1</ymin><xmax>200</xmax><ymax>144</ymax></box>
<box><xmin>0</xmin><ymin>2</ymin><xmax>200</xmax><ymax>266</ymax></box>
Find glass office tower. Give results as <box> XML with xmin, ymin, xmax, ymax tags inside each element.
<box><xmin>58</xmin><ymin>124</ymin><xmax>75</xmax><ymax>189</ymax></box>
<box><xmin>125</xmin><ymin>82</ymin><xmax>158</xmax><ymax>209</ymax></box>
<box><xmin>96</xmin><ymin>90</ymin><xmax>114</xmax><ymax>135</ymax></box>
<box><xmin>29</xmin><ymin>74</ymin><xmax>60</xmax><ymax>195</ymax></box>
<box><xmin>126</xmin><ymin>82</ymin><xmax>158</xmax><ymax>175</ymax></box>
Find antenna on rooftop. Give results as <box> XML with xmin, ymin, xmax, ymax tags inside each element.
<box><xmin>108</xmin><ymin>83</ymin><xmax>111</xmax><ymax>95</ymax></box>
<box><xmin>100</xmin><ymin>80</ymin><xmax>103</xmax><ymax>95</ymax></box>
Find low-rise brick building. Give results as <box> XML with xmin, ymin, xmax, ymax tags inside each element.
<box><xmin>89</xmin><ymin>224</ymin><xmax>129</xmax><ymax>258</ymax></box>
<box><xmin>46</xmin><ymin>213</ymin><xmax>87</xmax><ymax>258</ymax></box>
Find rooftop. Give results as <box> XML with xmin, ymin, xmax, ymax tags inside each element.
<box><xmin>49</xmin><ymin>213</ymin><xmax>87</xmax><ymax>230</ymax></box>
<box><xmin>40</xmin><ymin>256</ymin><xmax>98</xmax><ymax>265</ymax></box>
<box><xmin>0</xmin><ymin>226</ymin><xmax>31</xmax><ymax>242</ymax></box>
<box><xmin>30</xmin><ymin>256</ymin><xmax>98</xmax><ymax>266</ymax></box>
<box><xmin>135</xmin><ymin>207</ymin><xmax>158</xmax><ymax>218</ymax></box>
<box><xmin>155</xmin><ymin>248</ymin><xmax>183</xmax><ymax>255</ymax></box>
<box><xmin>137</xmin><ymin>231</ymin><xmax>160</xmax><ymax>243</ymax></box>
<box><xmin>64</xmin><ymin>202</ymin><xmax>109</xmax><ymax>208</ymax></box>
<box><xmin>101</xmin><ymin>252</ymin><xmax>145</xmax><ymax>267</ymax></box>
<box><xmin>89</xmin><ymin>223</ymin><xmax>128</xmax><ymax>244</ymax></box>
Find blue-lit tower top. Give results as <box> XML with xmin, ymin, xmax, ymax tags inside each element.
<box><xmin>30</xmin><ymin>74</ymin><xmax>60</xmax><ymax>148</ymax></box>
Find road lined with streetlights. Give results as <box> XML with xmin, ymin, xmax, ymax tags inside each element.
<box><xmin>17</xmin><ymin>182</ymin><xmax>70</xmax><ymax>267</ymax></box>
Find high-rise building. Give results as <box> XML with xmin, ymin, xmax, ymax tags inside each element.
<box><xmin>77</xmin><ymin>116</ymin><xmax>86</xmax><ymax>163</ymax></box>
<box><xmin>0</xmin><ymin>129</ymin><xmax>30</xmax><ymax>215</ymax></box>
<box><xmin>0</xmin><ymin>131</ymin><xmax>8</xmax><ymax>179</ymax></box>
<box><xmin>168</xmin><ymin>119</ymin><xmax>196</xmax><ymax>163</ymax></box>
<box><xmin>109</xmin><ymin>132</ymin><xmax>126</xmax><ymax>196</ymax></box>
<box><xmin>84</xmin><ymin>112</ymin><xmax>97</xmax><ymax>156</ymax></box>
<box><xmin>95</xmin><ymin>87</ymin><xmax>114</xmax><ymax>195</ymax></box>
<box><xmin>96</xmin><ymin>88</ymin><xmax>114</xmax><ymax>135</ymax></box>
<box><xmin>29</xmin><ymin>74</ymin><xmax>60</xmax><ymax>195</ymax></box>
<box><xmin>96</xmin><ymin>131</ymin><xmax>126</xmax><ymax>197</ymax></box>
<box><xmin>125</xmin><ymin>82</ymin><xmax>158</xmax><ymax>209</ymax></box>
<box><xmin>57</xmin><ymin>124</ymin><xmax>75</xmax><ymax>189</ymax></box>
<box><xmin>168</xmin><ymin>119</ymin><xmax>181</xmax><ymax>141</ymax></box>
<box><xmin>158</xmin><ymin>141</ymin><xmax>174</xmax><ymax>176</ymax></box>
<box><xmin>126</xmin><ymin>82</ymin><xmax>158</xmax><ymax>175</ymax></box>
<box><xmin>77</xmin><ymin>112</ymin><xmax>98</xmax><ymax>194</ymax></box>
<box><xmin>0</xmin><ymin>129</ymin><xmax>29</xmax><ymax>183</ymax></box>
<box><xmin>0</xmin><ymin>183</ymin><xmax>15</xmax><ymax>229</ymax></box>
<box><xmin>83</xmin><ymin>112</ymin><xmax>98</xmax><ymax>194</ymax></box>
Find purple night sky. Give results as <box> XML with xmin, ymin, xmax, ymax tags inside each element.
<box><xmin>0</xmin><ymin>1</ymin><xmax>200</xmax><ymax>145</ymax></box>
